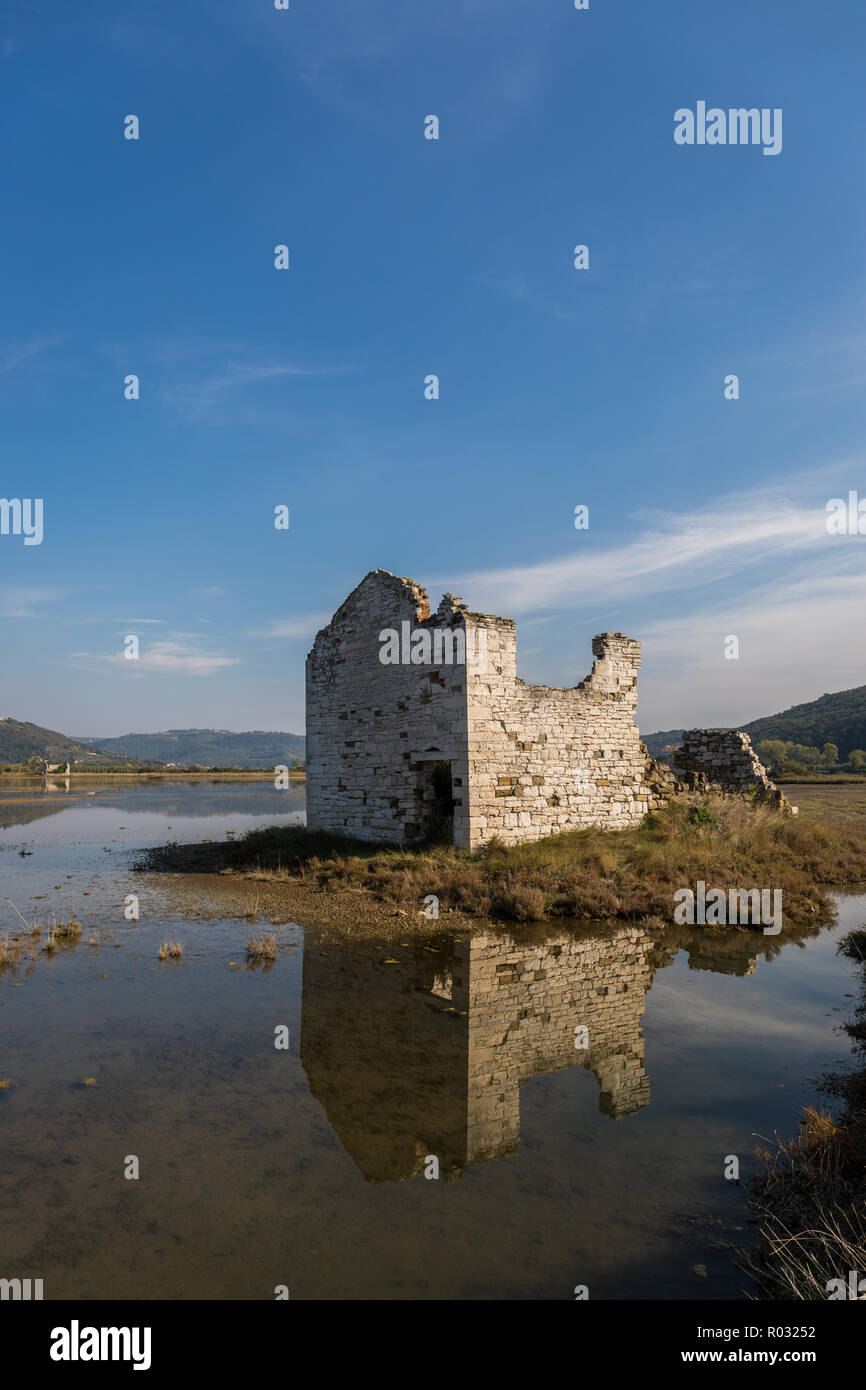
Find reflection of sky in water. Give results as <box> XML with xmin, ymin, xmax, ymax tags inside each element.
<box><xmin>0</xmin><ymin>778</ymin><xmax>305</xmax><ymax>837</ymax></box>
<box><xmin>0</xmin><ymin>780</ymin><xmax>863</xmax><ymax>1301</ymax></box>
<box><xmin>0</xmin><ymin>779</ymin><xmax>306</xmax><ymax>902</ymax></box>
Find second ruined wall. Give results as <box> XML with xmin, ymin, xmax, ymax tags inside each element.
<box><xmin>673</xmin><ymin>730</ymin><xmax>787</xmax><ymax>807</ymax></box>
<box><xmin>464</xmin><ymin>625</ymin><xmax>654</xmax><ymax>848</ymax></box>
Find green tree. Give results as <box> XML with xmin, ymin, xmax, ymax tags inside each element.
<box><xmin>788</xmin><ymin>742</ymin><xmax>822</xmax><ymax>770</ymax></box>
<box><xmin>848</xmin><ymin>749</ymin><xmax>866</xmax><ymax>769</ymax></box>
<box><xmin>822</xmin><ymin>742</ymin><xmax>840</xmax><ymax>768</ymax></box>
<box><xmin>757</xmin><ymin>739</ymin><xmax>787</xmax><ymax>771</ymax></box>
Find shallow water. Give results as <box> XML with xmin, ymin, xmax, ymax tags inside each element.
<box><xmin>1</xmin><ymin>779</ymin><xmax>863</xmax><ymax>1300</ymax></box>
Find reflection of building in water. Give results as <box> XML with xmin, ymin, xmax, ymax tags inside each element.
<box><xmin>300</xmin><ymin>934</ymin><xmax>470</xmax><ymax>1183</ymax></box>
<box><xmin>300</xmin><ymin>924</ymin><xmax>671</xmax><ymax>1182</ymax></box>
<box><xmin>42</xmin><ymin>775</ymin><xmax>70</xmax><ymax>793</ymax></box>
<box><xmin>464</xmin><ymin>928</ymin><xmax>654</xmax><ymax>1162</ymax></box>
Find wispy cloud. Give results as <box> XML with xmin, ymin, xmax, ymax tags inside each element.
<box><xmin>0</xmin><ymin>586</ymin><xmax>64</xmax><ymax>618</ymax></box>
<box><xmin>163</xmin><ymin>360</ymin><xmax>353</xmax><ymax>422</ymax></box>
<box><xmin>486</xmin><ymin>276</ymin><xmax>575</xmax><ymax>321</ymax></box>
<box><xmin>627</xmin><ymin>241</ymin><xmax>754</xmax><ymax>324</ymax></box>
<box><xmin>0</xmin><ymin>335</ymin><xmax>63</xmax><ymax>375</ymax></box>
<box><xmin>256</xmin><ymin>612</ymin><xmax>333</xmax><ymax>640</ymax></box>
<box><xmin>636</xmin><ymin>569</ymin><xmax>866</xmax><ymax>729</ymax></box>
<box><xmin>432</xmin><ymin>480</ymin><xmax>845</xmax><ymax>617</ymax></box>
<box><xmin>68</xmin><ymin>637</ymin><xmax>239</xmax><ymax>677</ymax></box>
<box><xmin>423</xmin><ymin>469</ymin><xmax>866</xmax><ymax>728</ymax></box>
<box><xmin>100</xmin><ymin>334</ymin><xmax>246</xmax><ymax>368</ymax></box>
<box><xmin>209</xmin><ymin>0</ymin><xmax>559</xmax><ymax>146</ymax></box>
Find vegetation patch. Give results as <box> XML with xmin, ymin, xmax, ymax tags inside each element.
<box><xmin>246</xmin><ymin>933</ymin><xmax>277</xmax><ymax>960</ymax></box>
<box><xmin>138</xmin><ymin>795</ymin><xmax>866</xmax><ymax>931</ymax></box>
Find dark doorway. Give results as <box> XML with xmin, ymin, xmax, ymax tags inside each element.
<box><xmin>414</xmin><ymin>758</ymin><xmax>454</xmax><ymax>845</ymax></box>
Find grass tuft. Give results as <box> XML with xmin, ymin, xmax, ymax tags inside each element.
<box><xmin>246</xmin><ymin>933</ymin><xmax>277</xmax><ymax>960</ymax></box>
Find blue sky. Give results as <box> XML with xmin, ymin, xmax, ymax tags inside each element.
<box><xmin>1</xmin><ymin>0</ymin><xmax>865</xmax><ymax>737</ymax></box>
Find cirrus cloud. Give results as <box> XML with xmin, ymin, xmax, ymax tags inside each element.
<box><xmin>67</xmin><ymin>636</ymin><xmax>239</xmax><ymax>678</ymax></box>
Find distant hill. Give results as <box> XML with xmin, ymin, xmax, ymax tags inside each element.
<box><xmin>77</xmin><ymin>729</ymin><xmax>305</xmax><ymax>768</ymax></box>
<box><xmin>0</xmin><ymin>717</ymin><xmax>118</xmax><ymax>767</ymax></box>
<box><xmin>641</xmin><ymin>728</ymin><xmax>685</xmax><ymax>758</ymax></box>
<box><xmin>740</xmin><ymin>685</ymin><xmax>866</xmax><ymax>760</ymax></box>
<box><xmin>1</xmin><ymin>718</ymin><xmax>306</xmax><ymax>770</ymax></box>
<box><xmin>643</xmin><ymin>684</ymin><xmax>866</xmax><ymax>762</ymax></box>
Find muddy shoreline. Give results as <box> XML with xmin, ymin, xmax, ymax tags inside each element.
<box><xmin>137</xmin><ymin>867</ymin><xmax>479</xmax><ymax>942</ymax></box>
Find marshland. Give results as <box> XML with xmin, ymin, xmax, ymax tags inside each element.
<box><xmin>1</xmin><ymin>774</ymin><xmax>865</xmax><ymax>1299</ymax></box>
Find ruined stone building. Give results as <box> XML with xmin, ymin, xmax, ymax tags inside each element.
<box><xmin>305</xmin><ymin>570</ymin><xmax>781</xmax><ymax>850</ymax></box>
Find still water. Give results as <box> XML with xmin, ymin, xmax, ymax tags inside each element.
<box><xmin>1</xmin><ymin>778</ymin><xmax>862</xmax><ymax>1300</ymax></box>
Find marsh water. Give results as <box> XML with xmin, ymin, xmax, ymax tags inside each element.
<box><xmin>1</xmin><ymin>777</ymin><xmax>863</xmax><ymax>1300</ymax></box>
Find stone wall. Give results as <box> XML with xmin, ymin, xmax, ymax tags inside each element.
<box><xmin>673</xmin><ymin>730</ymin><xmax>787</xmax><ymax>808</ymax></box>
<box><xmin>464</xmin><ymin>628</ymin><xmax>654</xmax><ymax>843</ymax></box>
<box><xmin>305</xmin><ymin>571</ymin><xmax>472</xmax><ymax>845</ymax></box>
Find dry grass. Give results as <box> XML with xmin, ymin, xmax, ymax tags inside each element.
<box><xmin>6</xmin><ymin>900</ymin><xmax>85</xmax><ymax>954</ymax></box>
<box><xmin>54</xmin><ymin>919</ymin><xmax>82</xmax><ymax>939</ymax></box>
<box><xmin>739</xmin><ymin>930</ymin><xmax>866</xmax><ymax>1299</ymax></box>
<box><xmin>138</xmin><ymin>794</ymin><xmax>866</xmax><ymax>930</ymax></box>
<box><xmin>5</xmin><ymin>899</ymin><xmax>40</xmax><ymax>933</ymax></box>
<box><xmin>158</xmin><ymin>939</ymin><xmax>183</xmax><ymax>961</ymax></box>
<box><xmin>783</xmin><ymin>784</ymin><xmax>866</xmax><ymax>825</ymax></box>
<box><xmin>42</xmin><ymin>918</ymin><xmax>83</xmax><ymax>952</ymax></box>
<box><xmin>739</xmin><ymin>1108</ymin><xmax>866</xmax><ymax>1299</ymax></box>
<box><xmin>245</xmin><ymin>933</ymin><xmax>277</xmax><ymax>960</ymax></box>
<box><xmin>0</xmin><ymin>933</ymin><xmax>24</xmax><ymax>972</ymax></box>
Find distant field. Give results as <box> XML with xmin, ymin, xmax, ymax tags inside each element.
<box><xmin>776</xmin><ymin>774</ymin><xmax>866</xmax><ymax>784</ymax></box>
<box><xmin>785</xmin><ymin>783</ymin><xmax>866</xmax><ymax>825</ymax></box>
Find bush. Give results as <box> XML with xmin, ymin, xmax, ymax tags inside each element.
<box><xmin>490</xmin><ymin>881</ymin><xmax>547</xmax><ymax>921</ymax></box>
<box><xmin>839</xmin><ymin>929</ymin><xmax>866</xmax><ymax>963</ymax></box>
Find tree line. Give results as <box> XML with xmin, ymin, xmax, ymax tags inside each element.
<box><xmin>757</xmin><ymin>739</ymin><xmax>866</xmax><ymax>777</ymax></box>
